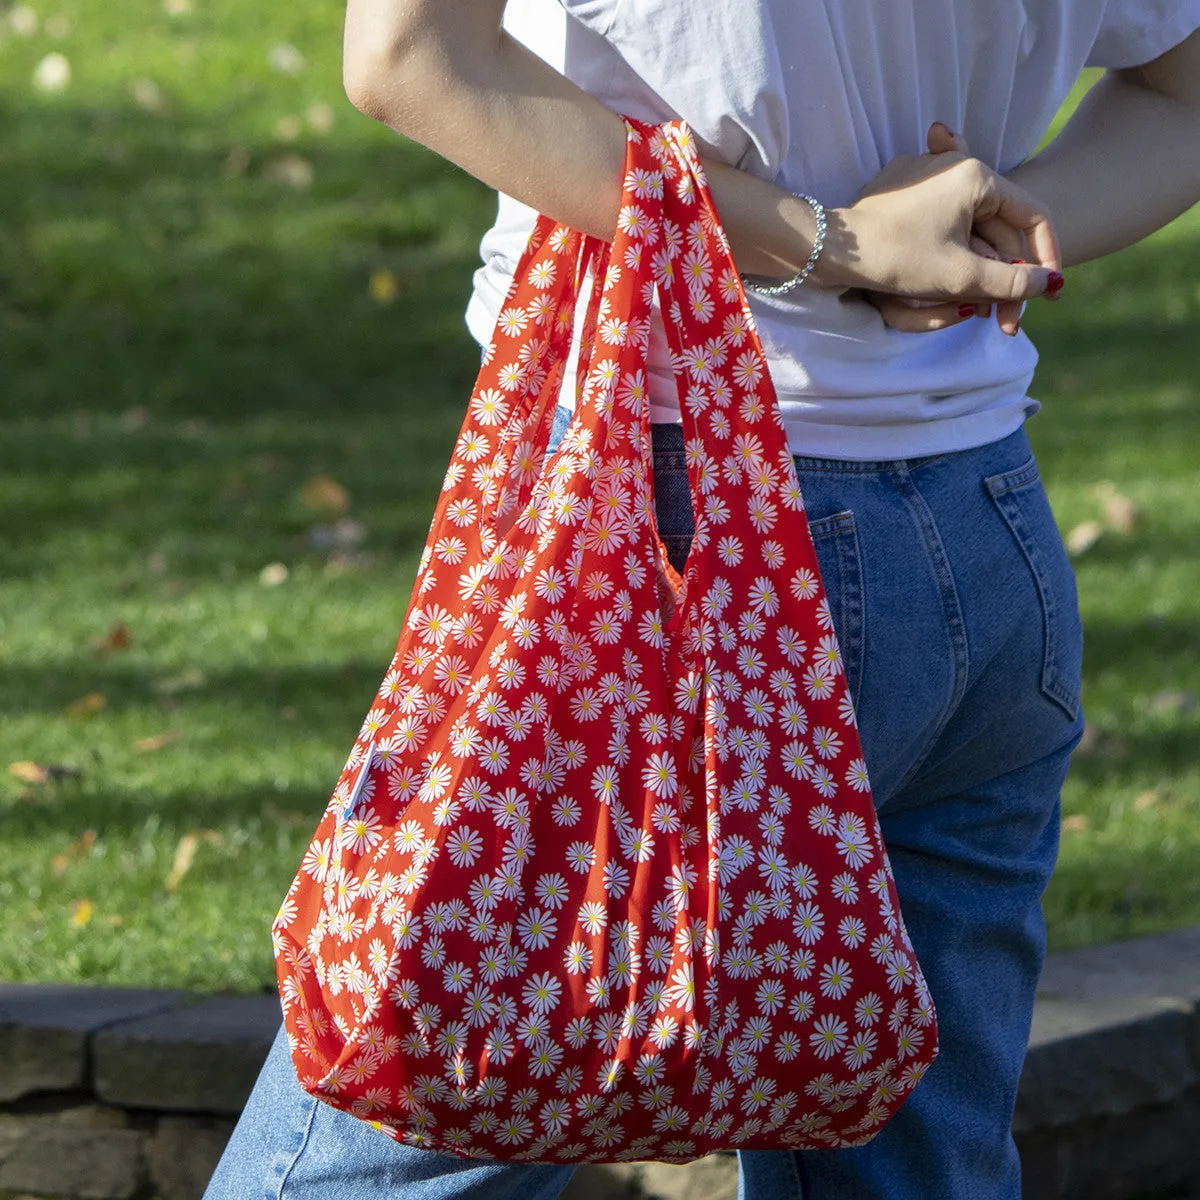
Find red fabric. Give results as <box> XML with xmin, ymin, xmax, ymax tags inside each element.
<box><xmin>274</xmin><ymin>119</ymin><xmax>936</xmax><ymax>1163</ymax></box>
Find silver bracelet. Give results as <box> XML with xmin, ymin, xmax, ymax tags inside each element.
<box><xmin>741</xmin><ymin>193</ymin><xmax>826</xmax><ymax>297</ymax></box>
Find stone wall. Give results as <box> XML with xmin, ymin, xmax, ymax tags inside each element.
<box><xmin>2</xmin><ymin>927</ymin><xmax>1199</xmax><ymax>1200</ymax></box>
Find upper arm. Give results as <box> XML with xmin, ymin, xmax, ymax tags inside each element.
<box><xmin>1116</xmin><ymin>24</ymin><xmax>1200</xmax><ymax>103</ymax></box>
<box><xmin>343</xmin><ymin>0</ymin><xmax>508</xmax><ymax>112</ymax></box>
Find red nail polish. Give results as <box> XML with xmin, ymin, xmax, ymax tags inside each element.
<box><xmin>1046</xmin><ymin>271</ymin><xmax>1065</xmax><ymax>297</ymax></box>
<box><xmin>958</xmin><ymin>304</ymin><xmax>974</xmax><ymax>319</ymax></box>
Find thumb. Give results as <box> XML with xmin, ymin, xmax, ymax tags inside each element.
<box><xmin>964</xmin><ymin>254</ymin><xmax>1062</xmax><ymax>303</ymax></box>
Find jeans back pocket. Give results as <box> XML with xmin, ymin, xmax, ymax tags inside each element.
<box><xmin>985</xmin><ymin>458</ymin><xmax>1083</xmax><ymax>721</ymax></box>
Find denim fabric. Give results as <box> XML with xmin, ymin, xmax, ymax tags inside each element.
<box><xmin>206</xmin><ymin>403</ymin><xmax>1084</xmax><ymax>1200</ymax></box>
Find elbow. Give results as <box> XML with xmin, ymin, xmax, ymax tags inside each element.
<box><xmin>342</xmin><ymin>17</ymin><xmax>433</xmax><ymax>124</ymax></box>
<box><xmin>343</xmin><ymin>46</ymin><xmax>401</xmax><ymax>121</ymax></box>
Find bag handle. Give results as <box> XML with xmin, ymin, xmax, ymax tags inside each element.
<box><xmin>432</xmin><ymin>119</ymin><xmax>810</xmax><ymax>644</ymax></box>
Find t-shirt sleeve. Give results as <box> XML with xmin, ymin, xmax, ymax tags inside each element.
<box><xmin>1086</xmin><ymin>0</ymin><xmax>1200</xmax><ymax>67</ymax></box>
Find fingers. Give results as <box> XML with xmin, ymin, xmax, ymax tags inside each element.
<box><xmin>928</xmin><ymin>130</ymin><xmax>1053</xmax><ymax>332</ymax></box>
<box><xmin>867</xmin><ymin>292</ymin><xmax>976</xmax><ymax>334</ymax></box>
<box><xmin>976</xmin><ymin>172</ymin><xmax>1062</xmax><ymax>274</ymax></box>
<box><xmin>969</xmin><ymin>227</ymin><xmax>1023</xmax><ymax>335</ymax></box>
<box><xmin>926</xmin><ymin>122</ymin><xmax>968</xmax><ymax>156</ymax></box>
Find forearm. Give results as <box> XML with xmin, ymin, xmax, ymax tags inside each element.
<box><xmin>1009</xmin><ymin>66</ymin><xmax>1200</xmax><ymax>268</ymax></box>
<box><xmin>343</xmin><ymin>19</ymin><xmax>819</xmax><ymax>279</ymax></box>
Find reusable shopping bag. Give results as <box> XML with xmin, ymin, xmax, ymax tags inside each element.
<box><xmin>273</xmin><ymin>118</ymin><xmax>937</xmax><ymax>1163</ymax></box>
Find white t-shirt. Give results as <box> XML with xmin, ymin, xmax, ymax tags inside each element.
<box><xmin>467</xmin><ymin>0</ymin><xmax>1200</xmax><ymax>459</ymax></box>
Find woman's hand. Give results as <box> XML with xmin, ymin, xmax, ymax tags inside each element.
<box><xmin>858</xmin><ymin>124</ymin><xmax>1061</xmax><ymax>335</ymax></box>
<box><xmin>813</xmin><ymin>123</ymin><xmax>1062</xmax><ymax>330</ymax></box>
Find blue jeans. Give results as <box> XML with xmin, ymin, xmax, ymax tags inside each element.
<box><xmin>207</xmin><ymin>404</ymin><xmax>1084</xmax><ymax>1199</ymax></box>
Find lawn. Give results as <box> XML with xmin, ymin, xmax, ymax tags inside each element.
<box><xmin>0</xmin><ymin>3</ymin><xmax>1197</xmax><ymax>992</ymax></box>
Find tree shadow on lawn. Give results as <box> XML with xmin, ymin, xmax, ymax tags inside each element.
<box><xmin>0</xmin><ymin>95</ymin><xmax>495</xmax><ymax>416</ymax></box>
<box><xmin>0</xmin><ymin>98</ymin><xmax>506</xmax><ymax>587</ymax></box>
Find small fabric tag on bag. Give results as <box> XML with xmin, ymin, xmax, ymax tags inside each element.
<box><xmin>340</xmin><ymin>742</ymin><xmax>376</xmax><ymax>821</ymax></box>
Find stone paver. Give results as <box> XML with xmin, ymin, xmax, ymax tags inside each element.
<box><xmin>93</xmin><ymin>995</ymin><xmax>280</xmax><ymax>1114</ymax></box>
<box><xmin>0</xmin><ymin>984</ymin><xmax>180</xmax><ymax>1102</ymax></box>
<box><xmin>1017</xmin><ymin>995</ymin><xmax>1196</xmax><ymax>1132</ymax></box>
<box><xmin>0</xmin><ymin>1126</ymin><xmax>143</xmax><ymax>1199</ymax></box>
<box><xmin>145</xmin><ymin>1115</ymin><xmax>237</xmax><ymax>1200</ymax></box>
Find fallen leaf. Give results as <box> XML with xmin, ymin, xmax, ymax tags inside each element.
<box><xmin>1061</xmin><ymin>814</ymin><xmax>1090</xmax><ymax>833</ymax></box>
<box><xmin>151</xmin><ymin>667</ymin><xmax>206</xmax><ymax>695</ymax></box>
<box><xmin>54</xmin><ymin>830</ymin><xmax>97</xmax><ymax>873</ymax></box>
<box><xmin>10</xmin><ymin>761</ymin><xmax>51</xmax><ymax>784</ymax></box>
<box><xmin>131</xmin><ymin>78</ymin><xmax>167</xmax><ymax>115</ymax></box>
<box><xmin>324</xmin><ymin>551</ymin><xmax>373</xmax><ymax>576</ymax></box>
<box><xmin>107</xmin><ymin>914</ymin><xmax>125</xmax><ymax>927</ymax></box>
<box><xmin>200</xmin><ymin>830</ymin><xmax>224</xmax><ymax>846</ymax></box>
<box><xmin>66</xmin><ymin>692</ymin><xmax>106</xmax><ymax>717</ymax></box>
<box><xmin>1066</xmin><ymin>521</ymin><xmax>1102</xmax><ymax>557</ymax></box>
<box><xmin>1092</xmin><ymin>481</ymin><xmax>1139</xmax><ymax>534</ymax></box>
<box><xmin>1133</xmin><ymin>790</ymin><xmax>1159</xmax><ymax>814</ymax></box>
<box><xmin>223</xmin><ymin>146</ymin><xmax>251</xmax><ymax>178</ymax></box>
<box><xmin>370</xmin><ymin>270</ymin><xmax>398</xmax><ymax>305</ymax></box>
<box><xmin>33</xmin><ymin>52</ymin><xmax>71</xmax><ymax>93</ymax></box>
<box><xmin>276</xmin><ymin>115</ymin><xmax>302</xmax><ymax>141</ymax></box>
<box><xmin>1149</xmin><ymin>690</ymin><xmax>1197</xmax><ymax>716</ymax></box>
<box><xmin>121</xmin><ymin>405</ymin><xmax>150</xmax><ymax>429</ymax></box>
<box><xmin>259</xmin><ymin>561</ymin><xmax>289</xmax><ymax>587</ymax></box>
<box><xmin>268</xmin><ymin>43</ymin><xmax>305</xmax><ymax>74</ymax></box>
<box><xmin>93</xmin><ymin>620</ymin><xmax>132</xmax><ymax>655</ymax></box>
<box><xmin>134</xmin><ymin>730</ymin><xmax>182</xmax><ymax>753</ymax></box>
<box><xmin>9</xmin><ymin>5</ymin><xmax>38</xmax><ymax>36</ymax></box>
<box><xmin>72</xmin><ymin>830</ymin><xmax>97</xmax><ymax>854</ymax></box>
<box><xmin>308</xmin><ymin>518</ymin><xmax>366</xmax><ymax>549</ymax></box>
<box><xmin>300</xmin><ymin>475</ymin><xmax>350</xmax><ymax>516</ymax></box>
<box><xmin>264</xmin><ymin>154</ymin><xmax>314</xmax><ymax>191</ymax></box>
<box><xmin>69</xmin><ymin>898</ymin><xmax>93</xmax><ymax>928</ymax></box>
<box><xmin>9</xmin><ymin>760</ymin><xmax>82</xmax><ymax>784</ymax></box>
<box><xmin>162</xmin><ymin>0</ymin><xmax>191</xmax><ymax>14</ymax></box>
<box><xmin>307</xmin><ymin>102</ymin><xmax>334</xmax><ymax>133</ymax></box>
<box><xmin>165</xmin><ymin>833</ymin><xmax>199</xmax><ymax>891</ymax></box>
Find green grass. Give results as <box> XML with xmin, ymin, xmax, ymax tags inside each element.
<box><xmin>0</xmin><ymin>13</ymin><xmax>1197</xmax><ymax>991</ymax></box>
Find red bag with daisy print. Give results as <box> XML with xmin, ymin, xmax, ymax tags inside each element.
<box><xmin>273</xmin><ymin>118</ymin><xmax>937</xmax><ymax>1163</ymax></box>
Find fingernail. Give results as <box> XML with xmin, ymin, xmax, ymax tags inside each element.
<box><xmin>977</xmin><ymin>304</ymin><xmax>993</xmax><ymax>319</ymax></box>
<box><xmin>958</xmin><ymin>304</ymin><xmax>974</xmax><ymax>319</ymax></box>
<box><xmin>1009</xmin><ymin>258</ymin><xmax>1026</xmax><ymax>265</ymax></box>
<box><xmin>1046</xmin><ymin>271</ymin><xmax>1065</xmax><ymax>298</ymax></box>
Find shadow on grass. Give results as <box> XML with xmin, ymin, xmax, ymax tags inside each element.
<box><xmin>0</xmin><ymin>96</ymin><xmax>495</xmax><ymax>418</ymax></box>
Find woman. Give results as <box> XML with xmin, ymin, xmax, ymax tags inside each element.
<box><xmin>206</xmin><ymin>0</ymin><xmax>1200</xmax><ymax>1196</ymax></box>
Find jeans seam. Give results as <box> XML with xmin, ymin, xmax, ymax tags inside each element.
<box><xmin>811</xmin><ymin>514</ymin><xmax>865</xmax><ymax>712</ymax></box>
<box><xmin>888</xmin><ymin>468</ymin><xmax>970</xmax><ymax>798</ymax></box>
<box><xmin>274</xmin><ymin>1092</ymin><xmax>320</xmax><ymax>1200</ymax></box>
